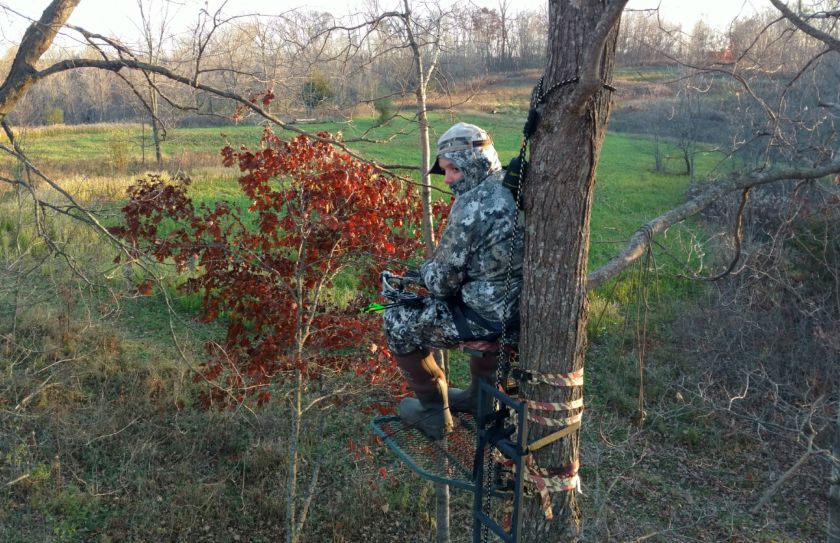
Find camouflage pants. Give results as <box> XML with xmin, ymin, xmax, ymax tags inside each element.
<box><xmin>382</xmin><ymin>297</ymin><xmax>499</xmax><ymax>356</ymax></box>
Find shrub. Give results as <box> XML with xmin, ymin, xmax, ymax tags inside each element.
<box><xmin>672</xmin><ymin>181</ymin><xmax>840</xmax><ymax>437</ymax></box>
<box><xmin>44</xmin><ymin>107</ymin><xmax>64</xmax><ymax>125</ymax></box>
<box><xmin>373</xmin><ymin>97</ymin><xmax>394</xmax><ymax>126</ymax></box>
<box><xmin>107</xmin><ymin>131</ymin><xmax>131</xmax><ymax>173</ymax></box>
<box><xmin>301</xmin><ymin>72</ymin><xmax>334</xmax><ymax>113</ymax></box>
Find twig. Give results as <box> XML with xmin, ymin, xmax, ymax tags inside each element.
<box><xmin>85</xmin><ymin>416</ymin><xmax>141</xmax><ymax>445</ymax></box>
<box><xmin>750</xmin><ymin>433</ymin><xmax>822</xmax><ymax>513</ymax></box>
<box><xmin>5</xmin><ymin>473</ymin><xmax>30</xmax><ymax>486</ymax></box>
<box><xmin>14</xmin><ymin>375</ymin><xmax>54</xmax><ymax>410</ymax></box>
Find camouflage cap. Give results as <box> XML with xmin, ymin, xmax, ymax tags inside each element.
<box><xmin>429</xmin><ymin>122</ymin><xmax>496</xmax><ymax>175</ymax></box>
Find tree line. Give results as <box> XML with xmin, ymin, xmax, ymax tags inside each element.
<box><xmin>617</xmin><ymin>7</ymin><xmax>831</xmax><ymax>67</ymax></box>
<box><xmin>0</xmin><ymin>1</ymin><xmax>548</xmax><ymax>127</ymax></box>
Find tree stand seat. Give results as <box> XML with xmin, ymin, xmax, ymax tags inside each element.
<box><xmin>459</xmin><ymin>340</ymin><xmax>517</xmax><ymax>358</ymax></box>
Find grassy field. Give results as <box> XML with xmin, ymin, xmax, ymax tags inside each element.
<box><xmin>1</xmin><ymin>111</ymin><xmax>716</xmax><ymax>266</ymax></box>
<box><xmin>0</xmin><ymin>113</ymin><xmax>824</xmax><ymax>542</ymax></box>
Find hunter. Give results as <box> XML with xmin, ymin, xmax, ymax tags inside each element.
<box><xmin>383</xmin><ymin>122</ymin><xmax>523</xmax><ymax>438</ymax></box>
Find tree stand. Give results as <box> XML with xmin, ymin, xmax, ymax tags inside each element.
<box><xmin>370</xmin><ymin>345</ymin><xmax>529</xmax><ymax>543</ymax></box>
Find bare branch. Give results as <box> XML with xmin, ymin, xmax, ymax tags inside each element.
<box><xmin>588</xmin><ymin>158</ymin><xmax>840</xmax><ymax>289</ymax></box>
<box><xmin>0</xmin><ymin>0</ymin><xmax>81</xmax><ymax>118</ymax></box>
<box><xmin>769</xmin><ymin>0</ymin><xmax>840</xmax><ymax>52</ymax></box>
<box><xmin>685</xmin><ymin>187</ymin><xmax>751</xmax><ymax>282</ymax></box>
<box><xmin>805</xmin><ymin>9</ymin><xmax>840</xmax><ymax>19</ymax></box>
<box><xmin>750</xmin><ymin>431</ymin><xmax>823</xmax><ymax>513</ymax></box>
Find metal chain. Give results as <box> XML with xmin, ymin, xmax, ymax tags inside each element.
<box><xmin>497</xmin><ymin>74</ymin><xmax>579</xmax><ymax>381</ymax></box>
<box><xmin>539</xmin><ymin>75</ymin><xmax>580</xmax><ymax>104</ymax></box>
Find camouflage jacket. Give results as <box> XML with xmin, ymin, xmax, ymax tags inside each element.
<box><xmin>420</xmin><ymin>149</ymin><xmax>523</xmax><ymax>331</ymax></box>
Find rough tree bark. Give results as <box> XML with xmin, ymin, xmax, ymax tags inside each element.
<box><xmin>520</xmin><ymin>1</ymin><xmax>626</xmax><ymax>540</ymax></box>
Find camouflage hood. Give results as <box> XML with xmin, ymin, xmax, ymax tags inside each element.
<box><xmin>440</xmin><ymin>146</ymin><xmax>502</xmax><ymax>196</ymax></box>
<box><xmin>430</xmin><ymin>122</ymin><xmax>502</xmax><ymax>196</ymax></box>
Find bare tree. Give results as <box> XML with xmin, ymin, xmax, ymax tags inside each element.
<box><xmin>510</xmin><ymin>7</ymin><xmax>548</xmax><ymax>68</ymax></box>
<box><xmin>673</xmin><ymin>81</ymin><xmax>702</xmax><ymax>181</ymax></box>
<box><xmin>616</xmin><ymin>9</ymin><xmax>681</xmax><ymax>66</ymax></box>
<box><xmin>135</xmin><ymin>0</ymin><xmax>170</xmax><ymax>165</ymax></box>
<box><xmin>397</xmin><ymin>0</ymin><xmax>447</xmax><ymax>254</ymax></box>
<box><xmin>496</xmin><ymin>0</ymin><xmax>512</xmax><ymax>70</ymax></box>
<box><xmin>301</xmin><ymin>1</ymin><xmax>454</xmax><ymax>251</ymax></box>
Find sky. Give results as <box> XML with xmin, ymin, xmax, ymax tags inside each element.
<box><xmin>1</xmin><ymin>0</ymin><xmax>768</xmax><ymax>49</ymax></box>
<box><xmin>624</xmin><ymin>0</ymin><xmax>764</xmax><ymax>31</ymax></box>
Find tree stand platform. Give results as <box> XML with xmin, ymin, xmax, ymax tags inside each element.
<box><xmin>371</xmin><ymin>413</ymin><xmax>489</xmax><ymax>492</ymax></box>
<box><xmin>372</xmin><ymin>381</ymin><xmax>529</xmax><ymax>543</ymax></box>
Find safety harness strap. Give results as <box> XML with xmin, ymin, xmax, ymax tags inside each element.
<box><xmin>513</xmin><ymin>367</ymin><xmax>584</xmax><ymax>387</ymax></box>
<box><xmin>525</xmin><ymin>397</ymin><xmax>584</xmax><ymax>411</ymax></box>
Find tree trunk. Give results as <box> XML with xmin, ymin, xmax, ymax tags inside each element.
<box><xmin>0</xmin><ymin>0</ymin><xmax>81</xmax><ymax>118</ymax></box>
<box><xmin>141</xmin><ymin>121</ymin><xmax>146</xmax><ymax>167</ymax></box>
<box><xmin>520</xmin><ymin>1</ymin><xmax>623</xmax><ymax>540</ymax></box>
<box><xmin>416</xmin><ymin>87</ymin><xmax>435</xmax><ymax>255</ymax></box>
<box><xmin>683</xmin><ymin>147</ymin><xmax>694</xmax><ymax>181</ymax></box>
<box><xmin>137</xmin><ymin>0</ymin><xmax>164</xmax><ymax>167</ymax></box>
<box><xmin>653</xmin><ymin>134</ymin><xmax>663</xmax><ymax>173</ymax></box>
<box><xmin>435</xmin><ymin>482</ymin><xmax>450</xmax><ymax>542</ymax></box>
<box><xmin>401</xmin><ymin>4</ymin><xmax>446</xmax><ymax>538</ymax></box>
<box><xmin>286</xmin><ymin>370</ymin><xmax>303</xmax><ymax>543</ymax></box>
<box><xmin>403</xmin><ymin>0</ymin><xmax>436</xmax><ymax>255</ymax></box>
<box><xmin>149</xmin><ymin>86</ymin><xmax>162</xmax><ymax>166</ymax></box>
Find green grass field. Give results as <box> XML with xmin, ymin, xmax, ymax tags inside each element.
<box><xmin>2</xmin><ymin>111</ymin><xmax>717</xmax><ymax>269</ymax></box>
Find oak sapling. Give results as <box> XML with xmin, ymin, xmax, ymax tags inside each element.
<box><xmin>114</xmin><ymin>129</ymin><xmax>428</xmax><ymax>408</ymax></box>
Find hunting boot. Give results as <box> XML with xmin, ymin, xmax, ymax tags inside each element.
<box><xmin>449</xmin><ymin>353</ymin><xmax>498</xmax><ymax>415</ymax></box>
<box><xmin>395</xmin><ymin>350</ymin><xmax>454</xmax><ymax>439</ymax></box>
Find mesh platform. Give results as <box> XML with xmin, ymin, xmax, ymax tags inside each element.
<box><xmin>371</xmin><ymin>414</ymin><xmax>489</xmax><ymax>492</ymax></box>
